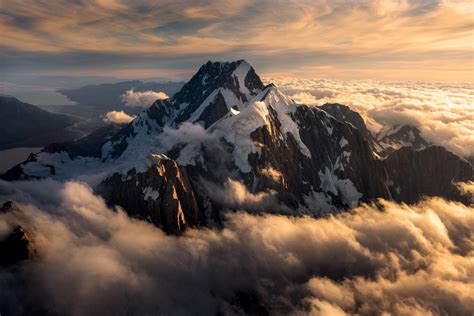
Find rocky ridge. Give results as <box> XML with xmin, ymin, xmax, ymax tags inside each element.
<box><xmin>2</xmin><ymin>60</ymin><xmax>472</xmax><ymax>233</ymax></box>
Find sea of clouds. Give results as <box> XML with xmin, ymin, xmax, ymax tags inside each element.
<box><xmin>268</xmin><ymin>78</ymin><xmax>474</xmax><ymax>158</ymax></box>
<box><xmin>0</xmin><ymin>179</ymin><xmax>472</xmax><ymax>315</ymax></box>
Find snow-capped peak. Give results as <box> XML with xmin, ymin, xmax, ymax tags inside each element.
<box><xmin>141</xmin><ymin>60</ymin><xmax>265</xmax><ymax>129</ymax></box>
<box><xmin>231</xmin><ymin>60</ymin><xmax>252</xmax><ymax>96</ymax></box>
<box><xmin>209</xmin><ymin>84</ymin><xmax>311</xmax><ymax>172</ymax></box>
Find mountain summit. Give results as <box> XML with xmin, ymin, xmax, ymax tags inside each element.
<box><xmin>2</xmin><ymin>61</ymin><xmax>472</xmax><ymax>233</ymax></box>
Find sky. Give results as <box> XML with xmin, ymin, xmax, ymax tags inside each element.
<box><xmin>1</xmin><ymin>0</ymin><xmax>473</xmax><ymax>83</ymax></box>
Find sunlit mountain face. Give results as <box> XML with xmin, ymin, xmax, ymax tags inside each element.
<box><xmin>0</xmin><ymin>1</ymin><xmax>473</xmax><ymax>315</ymax></box>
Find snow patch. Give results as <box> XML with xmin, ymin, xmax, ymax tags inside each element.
<box><xmin>230</xmin><ymin>107</ymin><xmax>241</xmax><ymax>115</ymax></box>
<box><xmin>232</xmin><ymin>61</ymin><xmax>251</xmax><ymax>97</ymax></box>
<box><xmin>215</xmin><ymin>99</ymin><xmax>269</xmax><ymax>172</ymax></box>
<box><xmin>318</xmin><ymin>167</ymin><xmax>362</xmax><ymax>207</ymax></box>
<box><xmin>143</xmin><ymin>187</ymin><xmax>160</xmax><ymax>200</ymax></box>
<box><xmin>262</xmin><ymin>87</ymin><xmax>312</xmax><ymax>157</ymax></box>
<box><xmin>339</xmin><ymin>136</ymin><xmax>348</xmax><ymax>148</ymax></box>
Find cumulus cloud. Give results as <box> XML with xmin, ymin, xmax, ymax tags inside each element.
<box><xmin>259</xmin><ymin>167</ymin><xmax>284</xmax><ymax>183</ymax></box>
<box><xmin>0</xmin><ymin>179</ymin><xmax>473</xmax><ymax>315</ymax></box>
<box><xmin>121</xmin><ymin>89</ymin><xmax>168</xmax><ymax>108</ymax></box>
<box><xmin>104</xmin><ymin>110</ymin><xmax>135</xmax><ymax>124</ymax></box>
<box><xmin>457</xmin><ymin>181</ymin><xmax>474</xmax><ymax>202</ymax></box>
<box><xmin>270</xmin><ymin>77</ymin><xmax>474</xmax><ymax>158</ymax></box>
<box><xmin>159</xmin><ymin>122</ymin><xmax>217</xmax><ymax>151</ymax></box>
<box><xmin>204</xmin><ymin>178</ymin><xmax>287</xmax><ymax>213</ymax></box>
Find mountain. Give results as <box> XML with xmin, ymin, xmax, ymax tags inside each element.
<box><xmin>58</xmin><ymin>80</ymin><xmax>184</xmax><ymax>108</ymax></box>
<box><xmin>0</xmin><ymin>96</ymin><xmax>80</xmax><ymax>150</ymax></box>
<box><xmin>2</xmin><ymin>61</ymin><xmax>472</xmax><ymax>233</ymax></box>
<box><xmin>318</xmin><ymin>103</ymin><xmax>378</xmax><ymax>150</ymax></box>
<box><xmin>318</xmin><ymin>103</ymin><xmax>431</xmax><ymax>157</ymax></box>
<box><xmin>375</xmin><ymin>124</ymin><xmax>430</xmax><ymax>156</ymax></box>
<box><xmin>0</xmin><ymin>202</ymin><xmax>36</xmax><ymax>266</ymax></box>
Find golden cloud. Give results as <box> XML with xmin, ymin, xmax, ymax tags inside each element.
<box><xmin>1</xmin><ymin>0</ymin><xmax>473</xmax><ymax>80</ymax></box>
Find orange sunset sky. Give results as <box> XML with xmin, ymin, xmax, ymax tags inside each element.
<box><xmin>1</xmin><ymin>0</ymin><xmax>473</xmax><ymax>82</ymax></box>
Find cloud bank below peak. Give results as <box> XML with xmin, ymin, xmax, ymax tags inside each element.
<box><xmin>0</xmin><ymin>179</ymin><xmax>473</xmax><ymax>315</ymax></box>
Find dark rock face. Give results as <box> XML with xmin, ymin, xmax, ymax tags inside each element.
<box><xmin>0</xmin><ymin>225</ymin><xmax>35</xmax><ymax>266</ymax></box>
<box><xmin>319</xmin><ymin>103</ymin><xmax>375</xmax><ymax>145</ymax></box>
<box><xmin>318</xmin><ymin>104</ymin><xmax>433</xmax><ymax>158</ymax></box>
<box><xmin>245</xmin><ymin>105</ymin><xmax>390</xmax><ymax>212</ymax></box>
<box><xmin>0</xmin><ymin>95</ymin><xmax>79</xmax><ymax>150</ymax></box>
<box><xmin>376</xmin><ymin>124</ymin><xmax>430</xmax><ymax>156</ymax></box>
<box><xmin>167</xmin><ymin>60</ymin><xmax>263</xmax><ymax>125</ymax></box>
<box><xmin>384</xmin><ymin>146</ymin><xmax>473</xmax><ymax>203</ymax></box>
<box><xmin>172</xmin><ymin>60</ymin><xmax>263</xmax><ymax>123</ymax></box>
<box><xmin>295</xmin><ymin>106</ymin><xmax>390</xmax><ymax>201</ymax></box>
<box><xmin>198</xmin><ymin>92</ymin><xmax>229</xmax><ymax>128</ymax></box>
<box><xmin>99</xmin><ymin>156</ymin><xmax>200</xmax><ymax>234</ymax></box>
<box><xmin>0</xmin><ymin>201</ymin><xmax>19</xmax><ymax>213</ymax></box>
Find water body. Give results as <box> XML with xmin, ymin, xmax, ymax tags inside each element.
<box><xmin>0</xmin><ymin>147</ymin><xmax>42</xmax><ymax>174</ymax></box>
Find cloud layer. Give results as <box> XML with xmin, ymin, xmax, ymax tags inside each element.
<box><xmin>121</xmin><ymin>89</ymin><xmax>168</xmax><ymax>107</ymax></box>
<box><xmin>0</xmin><ymin>179</ymin><xmax>473</xmax><ymax>315</ymax></box>
<box><xmin>104</xmin><ymin>110</ymin><xmax>135</xmax><ymax>124</ymax></box>
<box><xmin>269</xmin><ymin>77</ymin><xmax>474</xmax><ymax>158</ymax></box>
<box><xmin>1</xmin><ymin>0</ymin><xmax>473</xmax><ymax>81</ymax></box>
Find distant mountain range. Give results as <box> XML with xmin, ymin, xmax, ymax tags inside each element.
<box><xmin>0</xmin><ymin>95</ymin><xmax>80</xmax><ymax>150</ymax></box>
<box><xmin>2</xmin><ymin>61</ymin><xmax>472</xmax><ymax>234</ymax></box>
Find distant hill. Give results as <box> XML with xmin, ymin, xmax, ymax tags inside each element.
<box><xmin>0</xmin><ymin>95</ymin><xmax>80</xmax><ymax>150</ymax></box>
<box><xmin>58</xmin><ymin>80</ymin><xmax>185</xmax><ymax>108</ymax></box>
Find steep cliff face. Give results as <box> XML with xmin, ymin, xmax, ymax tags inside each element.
<box><xmin>2</xmin><ymin>60</ymin><xmax>472</xmax><ymax>233</ymax></box>
<box><xmin>384</xmin><ymin>146</ymin><xmax>473</xmax><ymax>204</ymax></box>
<box><xmin>375</xmin><ymin>124</ymin><xmax>430</xmax><ymax>156</ymax></box>
<box><xmin>319</xmin><ymin>103</ymin><xmax>376</xmax><ymax>146</ymax></box>
<box><xmin>0</xmin><ymin>202</ymin><xmax>36</xmax><ymax>266</ymax></box>
<box><xmin>0</xmin><ymin>225</ymin><xmax>35</xmax><ymax>266</ymax></box>
<box><xmin>243</xmin><ymin>100</ymin><xmax>390</xmax><ymax>214</ymax></box>
<box><xmin>99</xmin><ymin>155</ymin><xmax>200</xmax><ymax>234</ymax></box>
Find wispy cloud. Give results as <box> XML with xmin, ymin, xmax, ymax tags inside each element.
<box><xmin>0</xmin><ymin>0</ymin><xmax>472</xmax><ymax>81</ymax></box>
<box><xmin>121</xmin><ymin>89</ymin><xmax>168</xmax><ymax>107</ymax></box>
<box><xmin>104</xmin><ymin>110</ymin><xmax>135</xmax><ymax>124</ymax></box>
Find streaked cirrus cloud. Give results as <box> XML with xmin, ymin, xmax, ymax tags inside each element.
<box><xmin>0</xmin><ymin>0</ymin><xmax>472</xmax><ymax>81</ymax></box>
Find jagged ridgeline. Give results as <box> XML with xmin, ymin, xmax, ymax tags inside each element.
<box><xmin>2</xmin><ymin>60</ymin><xmax>472</xmax><ymax>233</ymax></box>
